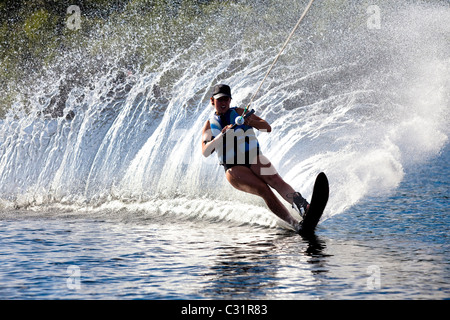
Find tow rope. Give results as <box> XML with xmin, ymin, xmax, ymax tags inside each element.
<box><xmin>237</xmin><ymin>0</ymin><xmax>316</xmax><ymax>125</ymax></box>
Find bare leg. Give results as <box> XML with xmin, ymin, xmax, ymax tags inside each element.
<box><xmin>250</xmin><ymin>155</ymin><xmax>297</xmax><ymax>204</ymax></box>
<box><xmin>225</xmin><ymin>166</ymin><xmax>298</xmax><ymax>226</ymax></box>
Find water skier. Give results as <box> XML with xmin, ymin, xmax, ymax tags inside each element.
<box><xmin>201</xmin><ymin>84</ymin><xmax>309</xmax><ymax>232</ymax></box>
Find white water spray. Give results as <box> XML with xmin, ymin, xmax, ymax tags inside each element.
<box><xmin>0</xmin><ymin>1</ymin><xmax>448</xmax><ymax>227</ymax></box>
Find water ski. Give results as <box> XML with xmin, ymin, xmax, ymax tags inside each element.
<box><xmin>298</xmin><ymin>172</ymin><xmax>329</xmax><ymax>236</ymax></box>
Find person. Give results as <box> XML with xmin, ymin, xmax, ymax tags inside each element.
<box><xmin>201</xmin><ymin>84</ymin><xmax>309</xmax><ymax>232</ymax></box>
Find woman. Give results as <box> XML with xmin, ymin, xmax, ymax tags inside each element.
<box><xmin>201</xmin><ymin>84</ymin><xmax>309</xmax><ymax>232</ymax></box>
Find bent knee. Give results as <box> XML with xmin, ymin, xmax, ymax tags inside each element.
<box><xmin>263</xmin><ymin>173</ymin><xmax>284</xmax><ymax>189</ymax></box>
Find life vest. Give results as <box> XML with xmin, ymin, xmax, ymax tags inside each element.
<box><xmin>209</xmin><ymin>107</ymin><xmax>260</xmax><ymax>166</ymax></box>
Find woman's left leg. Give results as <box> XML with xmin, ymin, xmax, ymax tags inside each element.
<box><xmin>225</xmin><ymin>165</ymin><xmax>298</xmax><ymax>226</ymax></box>
<box><xmin>250</xmin><ymin>155</ymin><xmax>303</xmax><ymax>206</ymax></box>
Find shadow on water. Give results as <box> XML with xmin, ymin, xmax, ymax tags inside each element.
<box><xmin>201</xmin><ymin>231</ymin><xmax>331</xmax><ymax>299</ymax></box>
<box><xmin>301</xmin><ymin>233</ymin><xmax>327</xmax><ymax>258</ymax></box>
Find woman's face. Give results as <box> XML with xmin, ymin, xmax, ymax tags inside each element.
<box><xmin>211</xmin><ymin>96</ymin><xmax>231</xmax><ymax>115</ymax></box>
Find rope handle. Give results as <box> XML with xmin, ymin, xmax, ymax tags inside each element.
<box><xmin>222</xmin><ymin>109</ymin><xmax>255</xmax><ymax>138</ymax></box>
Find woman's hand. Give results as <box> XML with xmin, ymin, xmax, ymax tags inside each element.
<box><xmin>221</xmin><ymin>124</ymin><xmax>233</xmax><ymax>133</ymax></box>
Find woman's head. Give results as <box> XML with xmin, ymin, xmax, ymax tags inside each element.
<box><xmin>211</xmin><ymin>84</ymin><xmax>232</xmax><ymax>115</ymax></box>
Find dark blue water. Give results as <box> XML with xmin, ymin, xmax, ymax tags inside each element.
<box><xmin>0</xmin><ymin>145</ymin><xmax>447</xmax><ymax>300</ymax></box>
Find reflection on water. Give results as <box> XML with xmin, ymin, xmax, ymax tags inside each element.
<box><xmin>201</xmin><ymin>231</ymin><xmax>330</xmax><ymax>299</ymax></box>
<box><xmin>302</xmin><ymin>233</ymin><xmax>328</xmax><ymax>259</ymax></box>
<box><xmin>0</xmin><ymin>206</ymin><xmax>448</xmax><ymax>299</ymax></box>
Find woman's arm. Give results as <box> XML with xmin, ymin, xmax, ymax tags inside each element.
<box><xmin>201</xmin><ymin>120</ymin><xmax>228</xmax><ymax>157</ymax></box>
<box><xmin>236</xmin><ymin>108</ymin><xmax>271</xmax><ymax>132</ymax></box>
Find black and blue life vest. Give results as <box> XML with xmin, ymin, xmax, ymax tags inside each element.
<box><xmin>209</xmin><ymin>107</ymin><xmax>260</xmax><ymax>166</ymax></box>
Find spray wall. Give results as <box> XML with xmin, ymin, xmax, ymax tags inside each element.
<box><xmin>0</xmin><ymin>0</ymin><xmax>448</xmax><ymax>225</ymax></box>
